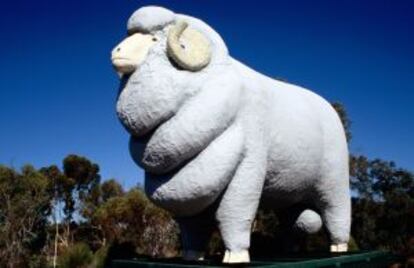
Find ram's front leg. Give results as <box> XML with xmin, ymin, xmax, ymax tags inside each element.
<box><xmin>215</xmin><ymin>84</ymin><xmax>270</xmax><ymax>263</ymax></box>
<box><xmin>216</xmin><ymin>148</ymin><xmax>267</xmax><ymax>263</ymax></box>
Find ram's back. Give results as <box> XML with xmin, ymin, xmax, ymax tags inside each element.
<box><xmin>232</xmin><ymin>58</ymin><xmax>348</xmax><ymax>208</ymax></box>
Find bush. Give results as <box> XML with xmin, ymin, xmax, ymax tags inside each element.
<box><xmin>348</xmin><ymin>236</ymin><xmax>359</xmax><ymax>251</ymax></box>
<box><xmin>28</xmin><ymin>254</ymin><xmax>49</xmax><ymax>268</ymax></box>
<box><xmin>91</xmin><ymin>245</ymin><xmax>109</xmax><ymax>268</ymax></box>
<box><xmin>59</xmin><ymin>243</ymin><xmax>93</xmax><ymax>268</ymax></box>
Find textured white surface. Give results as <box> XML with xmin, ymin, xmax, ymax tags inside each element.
<box><xmin>294</xmin><ymin>209</ymin><xmax>323</xmax><ymax>234</ymax></box>
<box><xmin>113</xmin><ymin>6</ymin><xmax>351</xmax><ymax>263</ymax></box>
<box><xmin>127</xmin><ymin>6</ymin><xmax>175</xmax><ymax>33</ymax></box>
<box><xmin>111</xmin><ymin>33</ymin><xmax>156</xmax><ymax>75</ymax></box>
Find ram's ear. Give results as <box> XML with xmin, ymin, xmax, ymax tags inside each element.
<box><xmin>167</xmin><ymin>20</ymin><xmax>212</xmax><ymax>71</ymax></box>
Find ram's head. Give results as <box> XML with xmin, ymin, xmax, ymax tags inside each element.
<box><xmin>111</xmin><ymin>6</ymin><xmax>230</xmax><ymax>138</ymax></box>
<box><xmin>111</xmin><ymin>6</ymin><xmax>221</xmax><ymax>75</ymax></box>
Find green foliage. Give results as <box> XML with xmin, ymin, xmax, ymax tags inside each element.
<box><xmin>350</xmin><ymin>156</ymin><xmax>414</xmax><ymax>252</ymax></box>
<box><xmin>206</xmin><ymin>230</ymin><xmax>224</xmax><ymax>256</ymax></box>
<box><xmin>58</xmin><ymin>242</ymin><xmax>93</xmax><ymax>268</ymax></box>
<box><xmin>91</xmin><ymin>245</ymin><xmax>109</xmax><ymax>268</ymax></box>
<box><xmin>101</xmin><ymin>179</ymin><xmax>124</xmax><ymax>202</ymax></box>
<box><xmin>62</xmin><ymin>155</ymin><xmax>101</xmax><ymax>218</ymax></box>
<box><xmin>332</xmin><ymin>102</ymin><xmax>352</xmax><ymax>142</ymax></box>
<box><xmin>0</xmin><ymin>165</ymin><xmax>53</xmax><ymax>267</ymax></box>
<box><xmin>90</xmin><ymin>187</ymin><xmax>179</xmax><ymax>257</ymax></box>
<box><xmin>63</xmin><ymin>155</ymin><xmax>101</xmax><ymax>193</ymax></box>
<box><xmin>28</xmin><ymin>254</ymin><xmax>49</xmax><ymax>268</ymax></box>
<box><xmin>253</xmin><ymin>209</ymin><xmax>280</xmax><ymax>236</ymax></box>
<box><xmin>348</xmin><ymin>236</ymin><xmax>359</xmax><ymax>251</ymax></box>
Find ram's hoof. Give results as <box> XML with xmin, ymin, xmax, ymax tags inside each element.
<box><xmin>222</xmin><ymin>249</ymin><xmax>250</xmax><ymax>263</ymax></box>
<box><xmin>182</xmin><ymin>250</ymin><xmax>205</xmax><ymax>261</ymax></box>
<box><xmin>330</xmin><ymin>243</ymin><xmax>348</xmax><ymax>252</ymax></box>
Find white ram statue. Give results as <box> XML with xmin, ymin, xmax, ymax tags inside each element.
<box><xmin>111</xmin><ymin>6</ymin><xmax>351</xmax><ymax>263</ymax></box>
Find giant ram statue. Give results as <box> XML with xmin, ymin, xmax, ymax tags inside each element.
<box><xmin>111</xmin><ymin>6</ymin><xmax>351</xmax><ymax>263</ymax></box>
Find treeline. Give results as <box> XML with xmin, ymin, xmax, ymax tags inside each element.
<box><xmin>0</xmin><ymin>155</ymin><xmax>179</xmax><ymax>267</ymax></box>
<box><xmin>0</xmin><ymin>104</ymin><xmax>413</xmax><ymax>267</ymax></box>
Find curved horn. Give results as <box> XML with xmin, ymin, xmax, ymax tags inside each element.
<box><xmin>167</xmin><ymin>20</ymin><xmax>211</xmax><ymax>71</ymax></box>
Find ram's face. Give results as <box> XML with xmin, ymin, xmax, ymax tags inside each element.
<box><xmin>111</xmin><ymin>6</ymin><xmax>212</xmax><ymax>77</ymax></box>
<box><xmin>111</xmin><ymin>33</ymin><xmax>158</xmax><ymax>77</ymax></box>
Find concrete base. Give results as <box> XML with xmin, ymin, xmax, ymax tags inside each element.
<box><xmin>110</xmin><ymin>250</ymin><xmax>401</xmax><ymax>267</ymax></box>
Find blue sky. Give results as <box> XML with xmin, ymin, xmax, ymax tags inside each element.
<box><xmin>0</xmin><ymin>0</ymin><xmax>413</xmax><ymax>189</ymax></box>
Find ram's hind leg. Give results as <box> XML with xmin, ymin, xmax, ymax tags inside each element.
<box><xmin>322</xmin><ymin>202</ymin><xmax>351</xmax><ymax>252</ymax></box>
<box><xmin>318</xmin><ymin>171</ymin><xmax>351</xmax><ymax>252</ymax></box>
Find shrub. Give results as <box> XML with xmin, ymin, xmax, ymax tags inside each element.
<box><xmin>91</xmin><ymin>245</ymin><xmax>109</xmax><ymax>268</ymax></box>
<box><xmin>59</xmin><ymin>243</ymin><xmax>93</xmax><ymax>268</ymax></box>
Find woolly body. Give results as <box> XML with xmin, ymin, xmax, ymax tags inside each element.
<box><xmin>114</xmin><ymin>6</ymin><xmax>351</xmax><ymax>262</ymax></box>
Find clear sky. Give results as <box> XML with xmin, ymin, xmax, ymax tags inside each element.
<box><xmin>0</xmin><ymin>0</ymin><xmax>413</xmax><ymax>189</ymax></box>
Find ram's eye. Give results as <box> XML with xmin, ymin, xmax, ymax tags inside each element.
<box><xmin>152</xmin><ymin>37</ymin><xmax>158</xmax><ymax>42</ymax></box>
